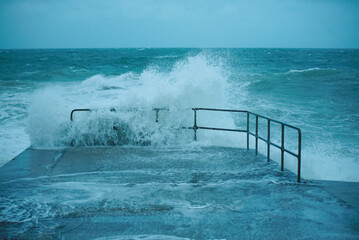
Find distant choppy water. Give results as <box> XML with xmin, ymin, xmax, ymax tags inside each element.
<box><xmin>0</xmin><ymin>48</ymin><xmax>358</xmax><ymax>181</ymax></box>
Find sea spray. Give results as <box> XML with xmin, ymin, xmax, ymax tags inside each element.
<box><xmin>27</xmin><ymin>54</ymin><xmax>239</xmax><ymax>148</ymax></box>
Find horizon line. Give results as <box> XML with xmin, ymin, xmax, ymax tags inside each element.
<box><xmin>1</xmin><ymin>47</ymin><xmax>359</xmax><ymax>50</ymax></box>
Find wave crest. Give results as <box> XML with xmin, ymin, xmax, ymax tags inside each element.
<box><xmin>26</xmin><ymin>54</ymin><xmax>237</xmax><ymax>148</ymax></box>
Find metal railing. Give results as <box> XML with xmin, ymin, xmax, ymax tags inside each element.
<box><xmin>71</xmin><ymin>109</ymin><xmax>91</xmax><ymax>121</ymax></box>
<box><xmin>70</xmin><ymin>107</ymin><xmax>302</xmax><ymax>182</ymax></box>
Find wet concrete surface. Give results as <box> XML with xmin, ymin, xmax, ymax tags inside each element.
<box><xmin>0</xmin><ymin>147</ymin><xmax>358</xmax><ymax>239</ymax></box>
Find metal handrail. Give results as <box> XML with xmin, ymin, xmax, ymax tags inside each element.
<box><xmin>192</xmin><ymin>108</ymin><xmax>301</xmax><ymax>182</ymax></box>
<box><xmin>70</xmin><ymin>109</ymin><xmax>91</xmax><ymax>121</ymax></box>
<box><xmin>70</xmin><ymin>107</ymin><xmax>302</xmax><ymax>182</ymax></box>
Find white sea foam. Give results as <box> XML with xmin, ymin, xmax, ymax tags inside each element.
<box><xmin>286</xmin><ymin>67</ymin><xmax>336</xmax><ymax>74</ymax></box>
<box><xmin>0</xmin><ymin>90</ymin><xmax>31</xmax><ymax>167</ymax></box>
<box><xmin>27</xmin><ymin>54</ymin><xmax>240</xmax><ymax>148</ymax></box>
<box><xmin>289</xmin><ymin>67</ymin><xmax>321</xmax><ymax>73</ymax></box>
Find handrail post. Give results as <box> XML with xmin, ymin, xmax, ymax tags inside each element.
<box><xmin>247</xmin><ymin>112</ymin><xmax>249</xmax><ymax>150</ymax></box>
<box><xmin>155</xmin><ymin>109</ymin><xmax>159</xmax><ymax>123</ymax></box>
<box><xmin>193</xmin><ymin>109</ymin><xmax>197</xmax><ymax>141</ymax></box>
<box><xmin>281</xmin><ymin>124</ymin><xmax>284</xmax><ymax>171</ymax></box>
<box><xmin>267</xmin><ymin>119</ymin><xmax>270</xmax><ymax>162</ymax></box>
<box><xmin>297</xmin><ymin>130</ymin><xmax>302</xmax><ymax>182</ymax></box>
<box><xmin>255</xmin><ymin>115</ymin><xmax>258</xmax><ymax>155</ymax></box>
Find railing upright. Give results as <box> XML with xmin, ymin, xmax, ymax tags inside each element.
<box><xmin>267</xmin><ymin>119</ymin><xmax>270</xmax><ymax>162</ymax></box>
<box><xmin>155</xmin><ymin>109</ymin><xmax>159</xmax><ymax>123</ymax></box>
<box><xmin>255</xmin><ymin>116</ymin><xmax>258</xmax><ymax>155</ymax></box>
<box><xmin>281</xmin><ymin>124</ymin><xmax>284</xmax><ymax>171</ymax></box>
<box><xmin>247</xmin><ymin>112</ymin><xmax>249</xmax><ymax>150</ymax></box>
<box><xmin>193</xmin><ymin>109</ymin><xmax>197</xmax><ymax>141</ymax></box>
<box><xmin>298</xmin><ymin>130</ymin><xmax>302</xmax><ymax>183</ymax></box>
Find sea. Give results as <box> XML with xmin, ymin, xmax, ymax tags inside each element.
<box><xmin>0</xmin><ymin>48</ymin><xmax>358</xmax><ymax>182</ymax></box>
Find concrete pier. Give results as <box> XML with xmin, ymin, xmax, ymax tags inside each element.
<box><xmin>0</xmin><ymin>147</ymin><xmax>358</xmax><ymax>239</ymax></box>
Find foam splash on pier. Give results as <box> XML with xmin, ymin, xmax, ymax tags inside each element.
<box><xmin>27</xmin><ymin>54</ymin><xmax>238</xmax><ymax>148</ymax></box>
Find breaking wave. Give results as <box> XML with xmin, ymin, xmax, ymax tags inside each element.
<box><xmin>27</xmin><ymin>54</ymin><xmax>238</xmax><ymax>148</ymax></box>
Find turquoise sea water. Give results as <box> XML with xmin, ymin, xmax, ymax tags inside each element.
<box><xmin>0</xmin><ymin>48</ymin><xmax>358</xmax><ymax>181</ymax></box>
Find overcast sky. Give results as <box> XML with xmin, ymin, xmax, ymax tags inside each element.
<box><xmin>0</xmin><ymin>0</ymin><xmax>358</xmax><ymax>49</ymax></box>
